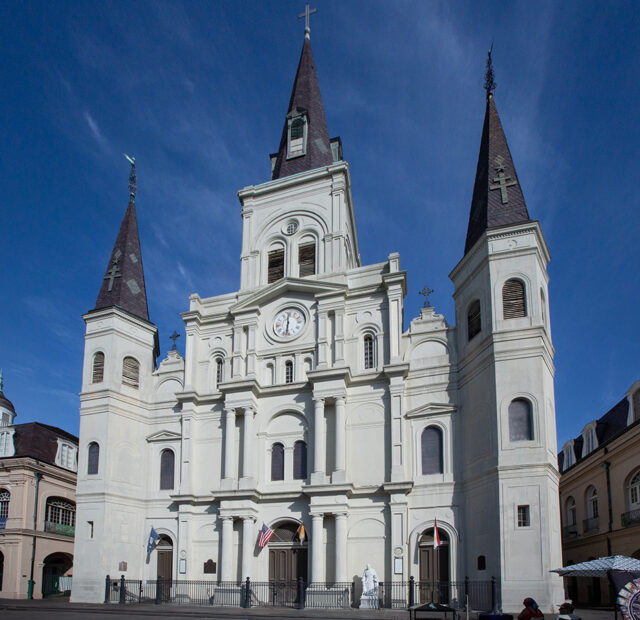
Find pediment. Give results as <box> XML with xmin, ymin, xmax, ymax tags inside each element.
<box><xmin>146</xmin><ymin>430</ymin><xmax>182</xmax><ymax>443</ymax></box>
<box><xmin>404</xmin><ymin>402</ymin><xmax>457</xmax><ymax>419</ymax></box>
<box><xmin>231</xmin><ymin>278</ymin><xmax>347</xmax><ymax>313</ymax></box>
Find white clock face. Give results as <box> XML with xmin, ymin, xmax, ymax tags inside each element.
<box><xmin>273</xmin><ymin>308</ymin><xmax>306</xmax><ymax>338</ymax></box>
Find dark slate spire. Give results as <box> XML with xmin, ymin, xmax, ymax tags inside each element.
<box><xmin>464</xmin><ymin>51</ymin><xmax>531</xmax><ymax>254</ymax></box>
<box><xmin>94</xmin><ymin>158</ymin><xmax>150</xmax><ymax>321</ymax></box>
<box><xmin>271</xmin><ymin>34</ymin><xmax>334</xmax><ymax>180</ymax></box>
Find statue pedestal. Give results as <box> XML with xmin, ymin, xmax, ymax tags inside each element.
<box><xmin>360</xmin><ymin>592</ymin><xmax>378</xmax><ymax>609</ymax></box>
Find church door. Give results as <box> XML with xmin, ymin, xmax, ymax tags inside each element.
<box><xmin>156</xmin><ymin>535</ymin><xmax>173</xmax><ymax>601</ymax></box>
<box><xmin>418</xmin><ymin>529</ymin><xmax>450</xmax><ymax>604</ymax></box>
<box><xmin>267</xmin><ymin>522</ymin><xmax>308</xmax><ymax>606</ymax></box>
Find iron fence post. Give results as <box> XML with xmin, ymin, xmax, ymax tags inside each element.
<box><xmin>104</xmin><ymin>575</ymin><xmax>110</xmax><ymax>604</ymax></box>
<box><xmin>139</xmin><ymin>580</ymin><xmax>142</xmax><ymax>603</ymax></box>
<box><xmin>297</xmin><ymin>576</ymin><xmax>305</xmax><ymax>609</ymax></box>
<box><xmin>465</xmin><ymin>575</ymin><xmax>469</xmax><ymax>605</ymax></box>
<box><xmin>156</xmin><ymin>576</ymin><xmax>162</xmax><ymax>605</ymax></box>
<box><xmin>491</xmin><ymin>576</ymin><xmax>497</xmax><ymax>611</ymax></box>
<box><xmin>119</xmin><ymin>575</ymin><xmax>126</xmax><ymax>604</ymax></box>
<box><xmin>244</xmin><ymin>577</ymin><xmax>251</xmax><ymax>608</ymax></box>
<box><xmin>409</xmin><ymin>575</ymin><xmax>415</xmax><ymax>608</ymax></box>
<box><xmin>351</xmin><ymin>580</ymin><xmax>356</xmax><ymax>608</ymax></box>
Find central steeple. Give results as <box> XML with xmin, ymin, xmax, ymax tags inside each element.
<box><xmin>270</xmin><ymin>24</ymin><xmax>335</xmax><ymax>180</ymax></box>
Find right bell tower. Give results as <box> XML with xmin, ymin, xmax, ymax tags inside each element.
<box><xmin>450</xmin><ymin>51</ymin><xmax>565</xmax><ymax>611</ymax></box>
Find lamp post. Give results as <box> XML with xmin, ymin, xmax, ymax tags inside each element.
<box><xmin>27</xmin><ymin>471</ymin><xmax>43</xmax><ymax>599</ymax></box>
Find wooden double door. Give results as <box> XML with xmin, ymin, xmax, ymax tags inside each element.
<box><xmin>268</xmin><ymin>547</ymin><xmax>307</xmax><ymax>606</ymax></box>
<box><xmin>418</xmin><ymin>543</ymin><xmax>450</xmax><ymax>604</ymax></box>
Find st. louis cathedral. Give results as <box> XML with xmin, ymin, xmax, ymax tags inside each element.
<box><xmin>72</xmin><ymin>19</ymin><xmax>564</xmax><ymax>610</ymax></box>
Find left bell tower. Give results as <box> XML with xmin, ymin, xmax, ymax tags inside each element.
<box><xmin>72</xmin><ymin>158</ymin><xmax>159</xmax><ymax>603</ymax></box>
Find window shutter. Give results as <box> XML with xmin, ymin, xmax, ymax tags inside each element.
<box><xmin>508</xmin><ymin>399</ymin><xmax>533</xmax><ymax>441</ymax></box>
<box><xmin>92</xmin><ymin>352</ymin><xmax>105</xmax><ymax>383</ymax></box>
<box><xmin>271</xmin><ymin>443</ymin><xmax>284</xmax><ymax>481</ymax></box>
<box><xmin>122</xmin><ymin>357</ymin><xmax>140</xmax><ymax>389</ymax></box>
<box><xmin>421</xmin><ymin>427</ymin><xmax>443</xmax><ymax>474</ymax></box>
<box><xmin>298</xmin><ymin>243</ymin><xmax>316</xmax><ymax>277</ymax></box>
<box><xmin>503</xmin><ymin>279</ymin><xmax>526</xmax><ymax>319</ymax></box>
<box><xmin>467</xmin><ymin>300</ymin><xmax>481</xmax><ymax>340</ymax></box>
<box><xmin>293</xmin><ymin>441</ymin><xmax>307</xmax><ymax>480</ymax></box>
<box><xmin>268</xmin><ymin>249</ymin><xmax>285</xmax><ymax>283</ymax></box>
<box><xmin>87</xmin><ymin>442</ymin><xmax>99</xmax><ymax>475</ymax></box>
<box><xmin>160</xmin><ymin>450</ymin><xmax>175</xmax><ymax>490</ymax></box>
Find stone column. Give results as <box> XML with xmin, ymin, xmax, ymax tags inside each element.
<box><xmin>334</xmin><ymin>513</ymin><xmax>348</xmax><ymax>582</ymax></box>
<box><xmin>241</xmin><ymin>407</ymin><xmax>254</xmax><ymax>484</ymax></box>
<box><xmin>241</xmin><ymin>517</ymin><xmax>255</xmax><ymax>579</ymax></box>
<box><xmin>333</xmin><ymin>396</ymin><xmax>346</xmax><ymax>483</ymax></box>
<box><xmin>311</xmin><ymin>398</ymin><xmax>326</xmax><ymax>484</ymax></box>
<box><xmin>311</xmin><ymin>513</ymin><xmax>324</xmax><ymax>583</ymax></box>
<box><xmin>220</xmin><ymin>516</ymin><xmax>234</xmax><ymax>582</ymax></box>
<box><xmin>223</xmin><ymin>408</ymin><xmax>235</xmax><ymax>487</ymax></box>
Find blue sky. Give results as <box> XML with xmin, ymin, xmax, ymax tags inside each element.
<box><xmin>1</xmin><ymin>1</ymin><xmax>639</xmax><ymax>449</ymax></box>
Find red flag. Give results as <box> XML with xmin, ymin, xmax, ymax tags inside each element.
<box><xmin>433</xmin><ymin>519</ymin><xmax>441</xmax><ymax>549</ymax></box>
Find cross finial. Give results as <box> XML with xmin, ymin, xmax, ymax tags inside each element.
<box><xmin>298</xmin><ymin>4</ymin><xmax>317</xmax><ymax>39</ymax></box>
<box><xmin>484</xmin><ymin>43</ymin><xmax>496</xmax><ymax>99</ymax></box>
<box><xmin>124</xmin><ymin>153</ymin><xmax>136</xmax><ymax>200</ymax></box>
<box><xmin>419</xmin><ymin>286</ymin><xmax>434</xmax><ymax>308</ymax></box>
<box><xmin>169</xmin><ymin>331</ymin><xmax>180</xmax><ymax>351</ymax></box>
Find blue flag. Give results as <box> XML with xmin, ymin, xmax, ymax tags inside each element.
<box><xmin>146</xmin><ymin>527</ymin><xmax>159</xmax><ymax>557</ymax></box>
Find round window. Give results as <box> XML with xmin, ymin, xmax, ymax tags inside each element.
<box><xmin>283</xmin><ymin>220</ymin><xmax>298</xmax><ymax>235</ymax></box>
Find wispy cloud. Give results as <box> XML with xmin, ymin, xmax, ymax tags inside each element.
<box><xmin>84</xmin><ymin>110</ymin><xmax>108</xmax><ymax>148</ymax></box>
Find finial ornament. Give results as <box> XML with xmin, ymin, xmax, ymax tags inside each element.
<box><xmin>419</xmin><ymin>286</ymin><xmax>434</xmax><ymax>308</ymax></box>
<box><xmin>298</xmin><ymin>3</ymin><xmax>317</xmax><ymax>39</ymax></box>
<box><xmin>484</xmin><ymin>43</ymin><xmax>496</xmax><ymax>99</ymax></box>
<box><xmin>124</xmin><ymin>153</ymin><xmax>137</xmax><ymax>199</ymax></box>
<box><xmin>169</xmin><ymin>331</ymin><xmax>180</xmax><ymax>351</ymax></box>
<box><xmin>0</xmin><ymin>369</ymin><xmax>3</xmax><ymax>392</ymax></box>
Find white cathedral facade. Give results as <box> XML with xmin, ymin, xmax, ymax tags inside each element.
<box><xmin>71</xmin><ymin>31</ymin><xmax>564</xmax><ymax>611</ymax></box>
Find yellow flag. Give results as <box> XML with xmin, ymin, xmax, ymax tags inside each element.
<box><xmin>296</xmin><ymin>523</ymin><xmax>306</xmax><ymax>541</ymax></box>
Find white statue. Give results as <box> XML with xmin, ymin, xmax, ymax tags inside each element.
<box><xmin>361</xmin><ymin>563</ymin><xmax>379</xmax><ymax>595</ymax></box>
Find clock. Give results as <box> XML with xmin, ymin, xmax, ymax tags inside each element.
<box><xmin>273</xmin><ymin>308</ymin><xmax>306</xmax><ymax>338</ymax></box>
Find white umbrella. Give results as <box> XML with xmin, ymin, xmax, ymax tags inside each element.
<box><xmin>551</xmin><ymin>555</ymin><xmax>640</xmax><ymax>577</ymax></box>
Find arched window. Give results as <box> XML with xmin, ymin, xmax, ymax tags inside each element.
<box><xmin>215</xmin><ymin>358</ymin><xmax>224</xmax><ymax>386</ymax></box>
<box><xmin>45</xmin><ymin>497</ymin><xmax>76</xmax><ymax>535</ymax></box>
<box><xmin>285</xmin><ymin>361</ymin><xmax>294</xmax><ymax>384</ymax></box>
<box><xmin>122</xmin><ymin>356</ymin><xmax>140</xmax><ymax>389</ymax></box>
<box><xmin>160</xmin><ymin>449</ymin><xmax>175</xmax><ymax>490</ymax></box>
<box><xmin>268</xmin><ymin>247</ymin><xmax>285</xmax><ymax>283</ymax></box>
<box><xmin>421</xmin><ymin>426</ymin><xmax>443</xmax><ymax>475</ymax></box>
<box><xmin>467</xmin><ymin>300</ymin><xmax>481</xmax><ymax>341</ymax></box>
<box><xmin>540</xmin><ymin>289</ymin><xmax>547</xmax><ymax>325</ymax></box>
<box><xmin>92</xmin><ymin>352</ymin><xmax>105</xmax><ymax>383</ymax></box>
<box><xmin>503</xmin><ymin>279</ymin><xmax>527</xmax><ymax>319</ymax></box>
<box><xmin>293</xmin><ymin>441</ymin><xmax>307</xmax><ymax>480</ymax></box>
<box><xmin>271</xmin><ymin>443</ymin><xmax>284</xmax><ymax>481</ymax></box>
<box><xmin>0</xmin><ymin>489</ymin><xmax>9</xmax><ymax>519</ymax></box>
<box><xmin>288</xmin><ymin>117</ymin><xmax>306</xmax><ymax>156</ymax></box>
<box><xmin>477</xmin><ymin>555</ymin><xmax>486</xmax><ymax>571</ymax></box>
<box><xmin>87</xmin><ymin>442</ymin><xmax>99</xmax><ymax>475</ymax></box>
<box><xmin>298</xmin><ymin>241</ymin><xmax>316</xmax><ymax>277</ymax></box>
<box><xmin>629</xmin><ymin>471</ymin><xmax>640</xmax><ymax>510</ymax></box>
<box><xmin>566</xmin><ymin>496</ymin><xmax>577</xmax><ymax>526</ymax></box>
<box><xmin>508</xmin><ymin>398</ymin><xmax>533</xmax><ymax>441</ymax></box>
<box><xmin>363</xmin><ymin>334</ymin><xmax>375</xmax><ymax>369</ymax></box>
<box><xmin>586</xmin><ymin>486</ymin><xmax>598</xmax><ymax>519</ymax></box>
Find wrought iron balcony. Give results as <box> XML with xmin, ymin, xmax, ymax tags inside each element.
<box><xmin>583</xmin><ymin>517</ymin><xmax>599</xmax><ymax>532</ymax></box>
<box><xmin>622</xmin><ymin>509</ymin><xmax>640</xmax><ymax>528</ymax></box>
<box><xmin>44</xmin><ymin>521</ymin><xmax>75</xmax><ymax>537</ymax></box>
<box><xmin>562</xmin><ymin>524</ymin><xmax>578</xmax><ymax>539</ymax></box>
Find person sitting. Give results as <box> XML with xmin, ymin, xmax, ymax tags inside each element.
<box><xmin>555</xmin><ymin>602</ymin><xmax>581</xmax><ymax>620</ymax></box>
<box><xmin>518</xmin><ymin>597</ymin><xmax>544</xmax><ymax>620</ymax></box>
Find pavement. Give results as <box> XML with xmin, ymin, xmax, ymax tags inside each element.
<box><xmin>0</xmin><ymin>598</ymin><xmax>618</xmax><ymax>620</ymax></box>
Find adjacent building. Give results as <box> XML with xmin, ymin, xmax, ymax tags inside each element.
<box><xmin>71</xmin><ymin>26</ymin><xmax>565</xmax><ymax>611</ymax></box>
<box><xmin>0</xmin><ymin>376</ymin><xmax>78</xmax><ymax>599</ymax></box>
<box><xmin>558</xmin><ymin>380</ymin><xmax>640</xmax><ymax>605</ymax></box>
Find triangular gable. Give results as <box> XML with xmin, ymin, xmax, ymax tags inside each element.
<box><xmin>404</xmin><ymin>402</ymin><xmax>457</xmax><ymax>419</ymax></box>
<box><xmin>146</xmin><ymin>430</ymin><xmax>181</xmax><ymax>443</ymax></box>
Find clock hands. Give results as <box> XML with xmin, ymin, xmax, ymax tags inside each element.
<box><xmin>285</xmin><ymin>313</ymin><xmax>291</xmax><ymax>335</ymax></box>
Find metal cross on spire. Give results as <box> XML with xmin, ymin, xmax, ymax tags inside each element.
<box><xmin>484</xmin><ymin>43</ymin><xmax>496</xmax><ymax>99</ymax></box>
<box><xmin>124</xmin><ymin>153</ymin><xmax>136</xmax><ymax>200</ymax></box>
<box><xmin>419</xmin><ymin>286</ymin><xmax>434</xmax><ymax>308</ymax></box>
<box><xmin>298</xmin><ymin>3</ymin><xmax>317</xmax><ymax>39</ymax></box>
<box><xmin>169</xmin><ymin>331</ymin><xmax>180</xmax><ymax>351</ymax></box>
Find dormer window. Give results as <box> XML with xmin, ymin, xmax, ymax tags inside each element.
<box><xmin>56</xmin><ymin>440</ymin><xmax>78</xmax><ymax>472</ymax></box>
<box><xmin>287</xmin><ymin>114</ymin><xmax>307</xmax><ymax>159</ymax></box>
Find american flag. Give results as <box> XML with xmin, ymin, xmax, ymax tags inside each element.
<box><xmin>258</xmin><ymin>522</ymin><xmax>274</xmax><ymax>548</ymax></box>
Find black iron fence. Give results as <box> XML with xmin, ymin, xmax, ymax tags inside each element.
<box><xmin>105</xmin><ymin>574</ymin><xmax>498</xmax><ymax>611</ymax></box>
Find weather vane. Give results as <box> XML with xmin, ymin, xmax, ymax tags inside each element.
<box><xmin>124</xmin><ymin>153</ymin><xmax>136</xmax><ymax>199</ymax></box>
<box><xmin>484</xmin><ymin>43</ymin><xmax>496</xmax><ymax>98</ymax></box>
<box><xmin>298</xmin><ymin>4</ymin><xmax>317</xmax><ymax>39</ymax></box>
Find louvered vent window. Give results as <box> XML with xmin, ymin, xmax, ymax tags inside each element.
<box><xmin>421</xmin><ymin>426</ymin><xmax>443</xmax><ymax>475</ymax></box>
<box><xmin>467</xmin><ymin>300</ymin><xmax>481</xmax><ymax>341</ymax></box>
<box><xmin>92</xmin><ymin>352</ymin><xmax>105</xmax><ymax>383</ymax></box>
<box><xmin>364</xmin><ymin>335</ymin><xmax>375</xmax><ymax>369</ymax></box>
<box><xmin>503</xmin><ymin>279</ymin><xmax>527</xmax><ymax>319</ymax></box>
<box><xmin>122</xmin><ymin>356</ymin><xmax>140</xmax><ymax>389</ymax></box>
<box><xmin>288</xmin><ymin>117</ymin><xmax>305</xmax><ymax>157</ymax></box>
<box><xmin>293</xmin><ymin>441</ymin><xmax>307</xmax><ymax>480</ymax></box>
<box><xmin>268</xmin><ymin>249</ymin><xmax>285</xmax><ymax>283</ymax></box>
<box><xmin>160</xmin><ymin>449</ymin><xmax>175</xmax><ymax>490</ymax></box>
<box><xmin>87</xmin><ymin>442</ymin><xmax>99</xmax><ymax>475</ymax></box>
<box><xmin>285</xmin><ymin>361</ymin><xmax>294</xmax><ymax>384</ymax></box>
<box><xmin>298</xmin><ymin>242</ymin><xmax>316</xmax><ymax>277</ymax></box>
<box><xmin>271</xmin><ymin>443</ymin><xmax>284</xmax><ymax>481</ymax></box>
<box><xmin>508</xmin><ymin>398</ymin><xmax>533</xmax><ymax>441</ymax></box>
